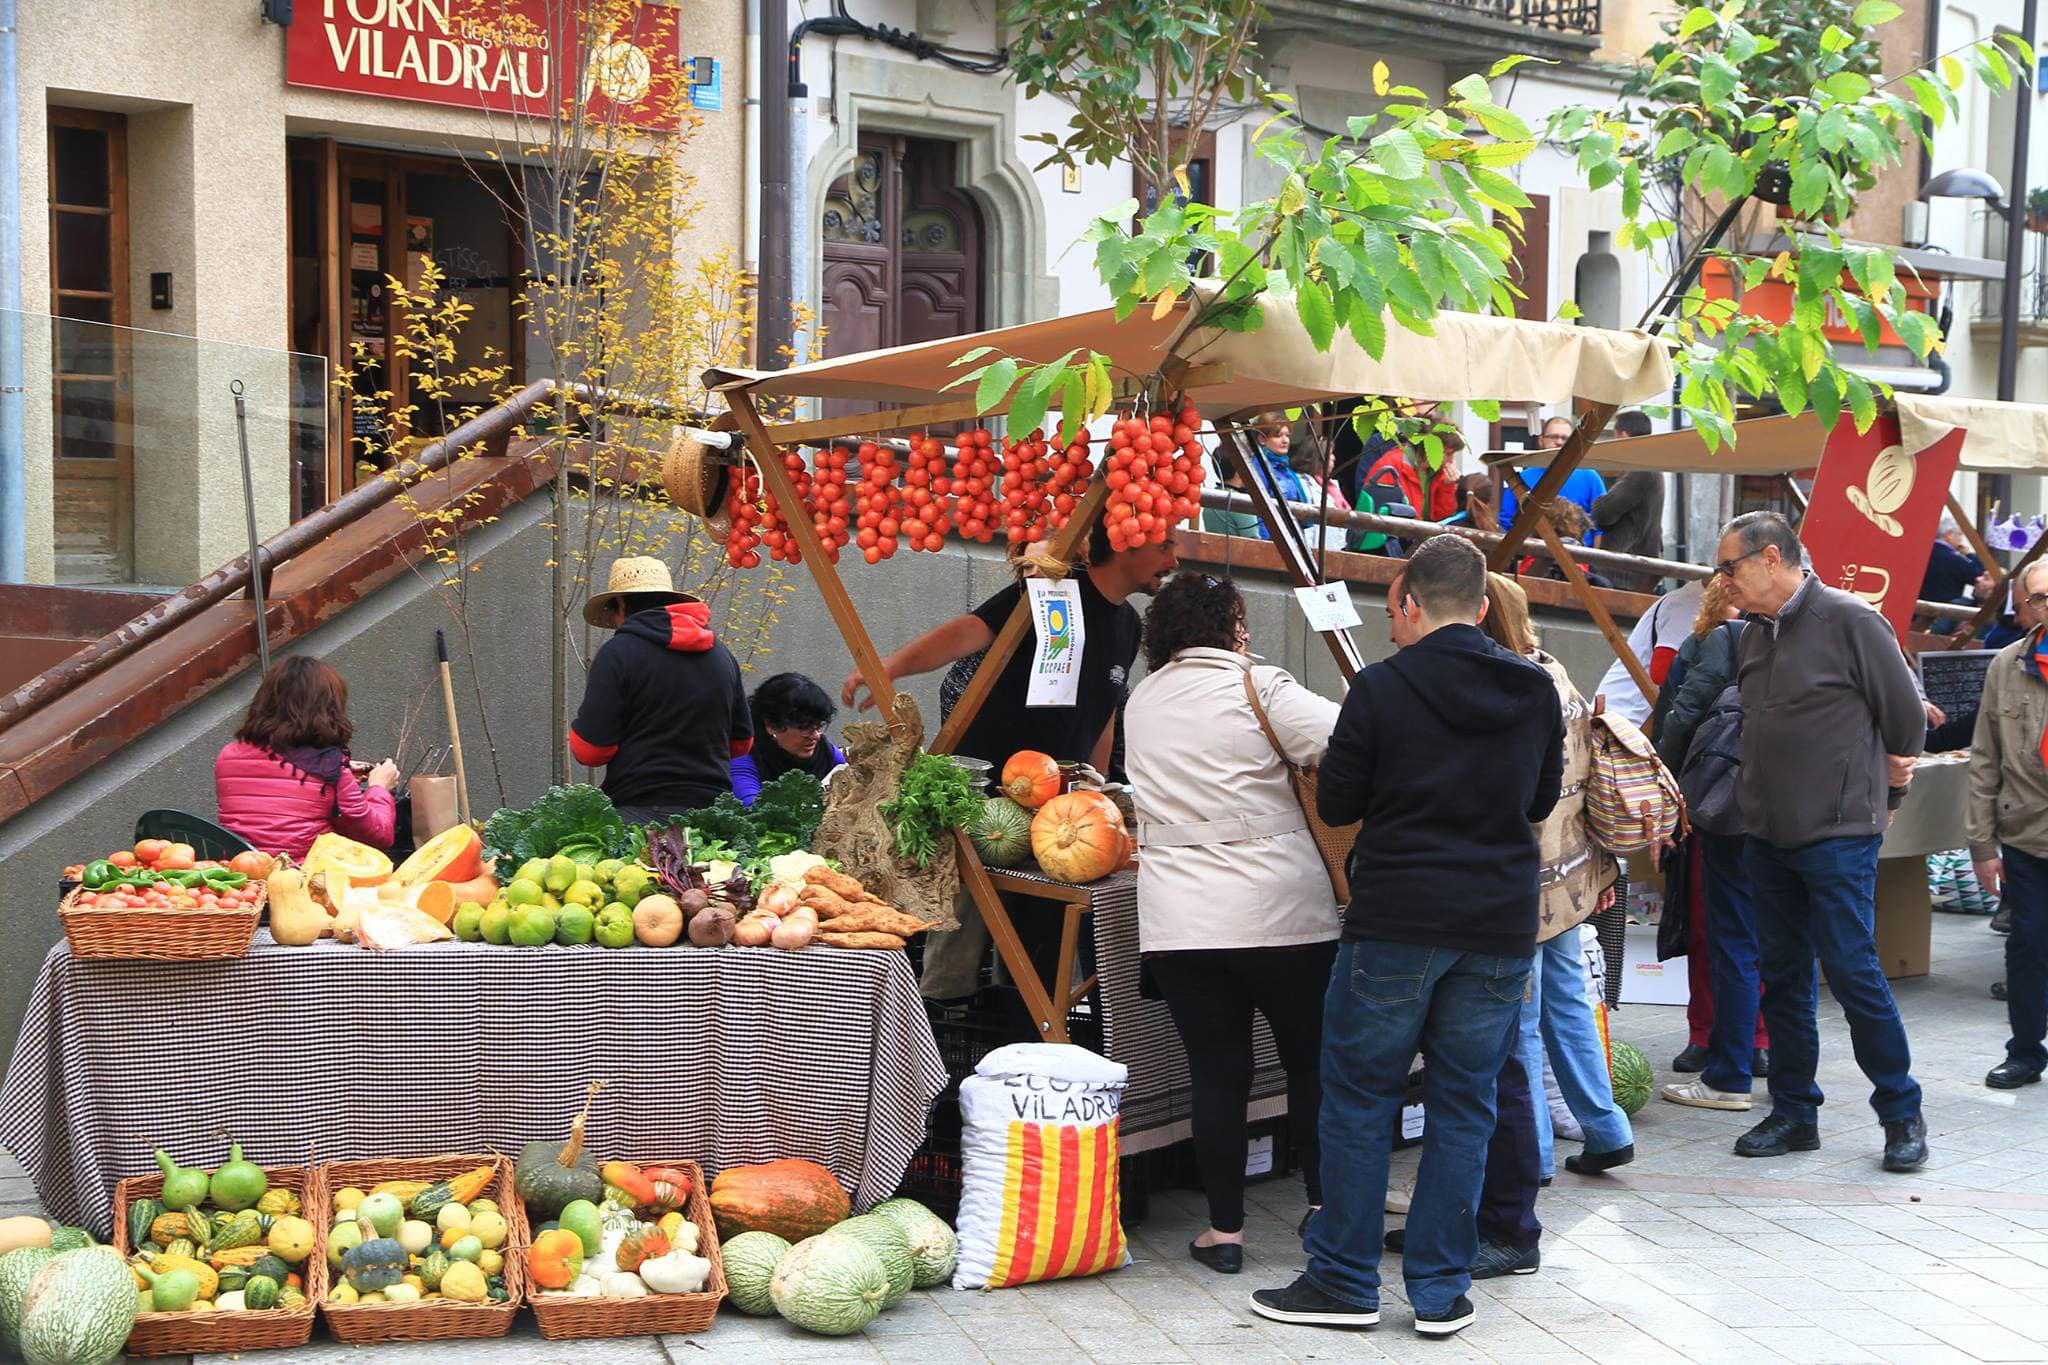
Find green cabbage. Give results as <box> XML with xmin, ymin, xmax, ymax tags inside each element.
<box><xmin>481</xmin><ymin>784</ymin><xmax>632</xmax><ymax>878</ymax></box>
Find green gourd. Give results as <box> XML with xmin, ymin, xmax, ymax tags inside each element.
<box><xmin>45</xmin><ymin>1228</ymin><xmax>95</xmax><ymax>1254</ymax></box>
<box><xmin>133</xmin><ymin>1261</ymin><xmax>199</xmax><ymax>1313</ymax></box>
<box><xmin>208</xmin><ymin>1145</ymin><xmax>268</xmax><ymax>1213</ymax></box>
<box><xmin>125</xmin><ymin>1199</ymin><xmax>162</xmax><ymax>1254</ymax></box>
<box><xmin>215</xmin><ymin>1266</ymin><xmax>249</xmax><ymax>1295</ymax></box>
<box><xmin>768</xmin><ymin>1235</ymin><xmax>889</xmax><ymax>1337</ymax></box>
<box><xmin>0</xmin><ymin>1246</ymin><xmax>58</xmax><ymax>1355</ymax></box>
<box><xmin>514</xmin><ymin>1083</ymin><xmax>604</xmax><ymax>1219</ymax></box>
<box><xmin>16</xmin><ymin>1247</ymin><xmax>140</xmax><ymax>1365</ymax></box>
<box><xmin>341</xmin><ymin>1237</ymin><xmax>407</xmax><ymax>1293</ymax></box>
<box><xmin>867</xmin><ymin>1198</ymin><xmax>958</xmax><ymax>1288</ymax></box>
<box><xmin>416</xmin><ymin>1249</ymin><xmax>450</xmax><ymax>1292</ymax></box>
<box><xmin>720</xmin><ymin>1231</ymin><xmax>790</xmax><ymax>1316</ymax></box>
<box><xmin>242</xmin><ymin>1275</ymin><xmax>281</xmax><ymax>1311</ymax></box>
<box><xmin>245</xmin><ymin>1253</ymin><xmax>290</xmax><ymax>1287</ymax></box>
<box><xmin>152</xmin><ymin>1151</ymin><xmax>208</xmax><ymax>1211</ymax></box>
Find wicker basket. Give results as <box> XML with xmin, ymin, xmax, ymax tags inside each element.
<box><xmin>111</xmin><ymin>1163</ymin><xmax>325</xmax><ymax>1357</ymax></box>
<box><xmin>57</xmin><ymin>882</ymin><xmax>265</xmax><ymax>960</ymax></box>
<box><xmin>510</xmin><ymin>1159</ymin><xmax>726</xmax><ymax>1339</ymax></box>
<box><xmin>316</xmin><ymin>1153</ymin><xmax>522</xmax><ymax>1344</ymax></box>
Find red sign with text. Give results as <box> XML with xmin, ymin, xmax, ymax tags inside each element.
<box><xmin>1799</xmin><ymin>411</ymin><xmax>1966</xmax><ymax>638</ymax></box>
<box><xmin>286</xmin><ymin>1</ymin><xmax>683</xmax><ymax>130</ymax></box>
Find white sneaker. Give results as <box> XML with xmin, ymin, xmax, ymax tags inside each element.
<box><xmin>1386</xmin><ymin>1187</ymin><xmax>1412</xmax><ymax>1215</ymax></box>
<box><xmin>1661</xmin><ymin>1078</ymin><xmax>1753</xmax><ymax>1111</ymax></box>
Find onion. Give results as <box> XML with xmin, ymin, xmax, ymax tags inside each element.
<box><xmin>733</xmin><ymin>914</ymin><xmax>777</xmax><ymax>947</ymax></box>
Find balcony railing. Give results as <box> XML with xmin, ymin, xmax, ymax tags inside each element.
<box><xmin>1436</xmin><ymin>0</ymin><xmax>1602</xmax><ymax>35</ymax></box>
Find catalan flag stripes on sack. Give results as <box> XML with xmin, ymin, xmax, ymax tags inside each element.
<box><xmin>953</xmin><ymin>1043</ymin><xmax>1132</xmax><ymax>1290</ymax></box>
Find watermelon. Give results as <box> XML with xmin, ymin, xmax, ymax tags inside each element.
<box><xmin>0</xmin><ymin>1247</ymin><xmax>58</xmax><ymax>1356</ymax></box>
<box><xmin>721</xmin><ymin>1231</ymin><xmax>791</xmax><ymax>1316</ymax></box>
<box><xmin>1609</xmin><ymin>1039</ymin><xmax>1652</xmax><ymax>1115</ymax></box>
<box><xmin>769</xmin><ymin>1234</ymin><xmax>890</xmax><ymax>1336</ymax></box>
<box><xmin>825</xmin><ymin>1217</ymin><xmax>913</xmax><ymax>1308</ymax></box>
<box><xmin>968</xmin><ymin>796</ymin><xmax>1034</xmax><ymax>868</ymax></box>
<box><xmin>17</xmin><ymin>1247</ymin><xmax>139</xmax><ymax>1365</ymax></box>
<box><xmin>44</xmin><ymin>1229</ymin><xmax>94</xmax><ymax>1254</ymax></box>
<box><xmin>867</xmin><ymin>1198</ymin><xmax>957</xmax><ymax>1288</ymax></box>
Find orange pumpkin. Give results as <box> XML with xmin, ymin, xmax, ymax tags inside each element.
<box><xmin>528</xmin><ymin>1227</ymin><xmax>585</xmax><ymax>1290</ymax></box>
<box><xmin>1001</xmin><ymin>750</ymin><xmax>1062</xmax><ymax>809</ymax></box>
<box><xmin>1030</xmin><ymin>791</ymin><xmax>1129</xmax><ymax>884</ymax></box>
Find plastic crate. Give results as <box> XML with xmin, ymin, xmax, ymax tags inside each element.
<box><xmin>1244</xmin><ymin>1114</ymin><xmax>1296</xmax><ymax>1185</ymax></box>
<box><xmin>898</xmin><ymin>1094</ymin><xmax>964</xmax><ymax>1223</ymax></box>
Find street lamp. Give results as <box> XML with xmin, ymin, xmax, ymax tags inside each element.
<box><xmin>1922</xmin><ymin>167</ymin><xmax>2008</xmax><ymax>217</ymax></box>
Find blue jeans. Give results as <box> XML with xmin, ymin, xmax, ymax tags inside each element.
<box><xmin>1701</xmin><ymin>833</ymin><xmax>1764</xmax><ymax>1095</ymax></box>
<box><xmin>2001</xmin><ymin>845</ymin><xmax>2048</xmax><ymax>1072</ymax></box>
<box><xmin>1307</xmin><ymin>940</ymin><xmax>1531</xmax><ymax>1315</ymax></box>
<box><xmin>1746</xmin><ymin>836</ymin><xmax>1922</xmax><ymax>1125</ymax></box>
<box><xmin>1518</xmin><ymin>927</ymin><xmax>1632</xmax><ymax>1176</ymax></box>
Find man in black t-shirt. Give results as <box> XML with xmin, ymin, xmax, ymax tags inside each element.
<box><xmin>842</xmin><ymin>522</ymin><xmax>1173</xmax><ymax>772</ymax></box>
<box><xmin>844</xmin><ymin>522</ymin><xmax>1178</xmax><ymax>997</ymax></box>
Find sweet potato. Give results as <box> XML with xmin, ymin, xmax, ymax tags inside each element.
<box><xmin>820</xmin><ymin>930</ymin><xmax>908</xmax><ymax>949</ymax></box>
<box><xmin>803</xmin><ymin>866</ymin><xmax>887</xmax><ymax>904</ymax></box>
<box><xmin>820</xmin><ymin>906</ymin><xmax>930</xmax><ymax>937</ymax></box>
<box><xmin>798</xmin><ymin>885</ymin><xmax>864</xmax><ymax>920</ymax></box>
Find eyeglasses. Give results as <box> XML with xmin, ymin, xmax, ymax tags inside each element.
<box><xmin>779</xmin><ymin>720</ymin><xmax>828</xmax><ymax>737</ymax></box>
<box><xmin>1714</xmin><ymin>547</ymin><xmax>1766</xmax><ymax>579</ymax></box>
<box><xmin>2028</xmin><ymin>592</ymin><xmax>2048</xmax><ymax>610</ymax></box>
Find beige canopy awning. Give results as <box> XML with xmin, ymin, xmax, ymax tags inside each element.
<box><xmin>706</xmin><ymin>287</ymin><xmax>1675</xmax><ymax>414</ymax></box>
<box><xmin>1526</xmin><ymin>394</ymin><xmax>2048</xmax><ymax>477</ymax></box>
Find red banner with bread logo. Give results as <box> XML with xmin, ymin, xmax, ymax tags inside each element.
<box><xmin>1798</xmin><ymin>410</ymin><xmax>1966</xmax><ymax>638</ymax></box>
<box><xmin>286</xmin><ymin>0</ymin><xmax>683</xmax><ymax>131</ymax></box>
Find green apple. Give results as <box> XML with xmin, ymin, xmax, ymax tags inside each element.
<box><xmin>611</xmin><ymin>865</ymin><xmax>652</xmax><ymax>905</ymax></box>
<box><xmin>544</xmin><ymin>855</ymin><xmax>579</xmax><ymax>893</ymax></box>
<box><xmin>564</xmin><ymin>879</ymin><xmax>605</xmax><ymax>909</ymax></box>
<box><xmin>510</xmin><ymin>904</ymin><xmax>557</xmax><ymax>947</ymax></box>
<box><xmin>594</xmin><ymin>858</ymin><xmax>625</xmax><ymax>885</ymax></box>
<box><xmin>503</xmin><ymin>879</ymin><xmax>544</xmax><ymax>907</ymax></box>
<box><xmin>554</xmin><ymin>905</ymin><xmax>595</xmax><ymax>946</ymax></box>
<box><xmin>479</xmin><ymin>905</ymin><xmax>512</xmax><ymax>945</ymax></box>
<box><xmin>515</xmin><ymin>858</ymin><xmax>549</xmax><ymax>885</ymax></box>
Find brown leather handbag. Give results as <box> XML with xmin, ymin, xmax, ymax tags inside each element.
<box><xmin>1242</xmin><ymin>670</ymin><xmax>1359</xmax><ymax>903</ymax></box>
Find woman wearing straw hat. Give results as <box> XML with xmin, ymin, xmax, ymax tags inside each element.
<box><xmin>570</xmin><ymin>556</ymin><xmax>753</xmax><ymax>827</ymax></box>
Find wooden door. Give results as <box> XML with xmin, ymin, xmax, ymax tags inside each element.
<box><xmin>821</xmin><ymin>135</ymin><xmax>983</xmax><ymax>361</ymax></box>
<box><xmin>47</xmin><ymin>108</ymin><xmax>131</xmax><ymax>583</ymax></box>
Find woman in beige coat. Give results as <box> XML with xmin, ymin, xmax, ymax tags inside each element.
<box><xmin>1124</xmin><ymin>572</ymin><xmax>1342</xmax><ymax>1275</ymax></box>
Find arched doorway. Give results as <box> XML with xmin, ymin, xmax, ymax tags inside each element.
<box><xmin>820</xmin><ymin>135</ymin><xmax>984</xmax><ymax>358</ymax></box>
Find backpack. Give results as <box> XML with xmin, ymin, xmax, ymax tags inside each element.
<box><xmin>1678</xmin><ymin>683</ymin><xmax>1746</xmax><ymax>837</ymax></box>
<box><xmin>1585</xmin><ymin>708</ymin><xmax>1684</xmax><ymax>855</ymax></box>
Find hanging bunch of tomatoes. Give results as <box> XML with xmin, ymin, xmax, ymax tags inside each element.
<box><xmin>1104</xmin><ymin>403</ymin><xmax>1206</xmax><ymax>553</ymax></box>
<box><xmin>853</xmin><ymin>440</ymin><xmax>904</xmax><ymax>564</ymax></box>
<box><xmin>717</xmin><ymin>397</ymin><xmax>1207</xmax><ymax>567</ymax></box>
<box><xmin>951</xmin><ymin>430</ymin><xmax>999</xmax><ymax>543</ymax></box>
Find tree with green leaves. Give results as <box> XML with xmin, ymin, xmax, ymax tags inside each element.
<box><xmin>955</xmin><ymin>1</ymin><xmax>2025</xmax><ymax>464</ymax></box>
<box><xmin>1003</xmin><ymin>0</ymin><xmax>1267</xmax><ymax>200</ymax></box>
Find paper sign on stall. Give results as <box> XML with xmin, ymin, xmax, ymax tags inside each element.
<box><xmin>1294</xmin><ymin>582</ymin><xmax>1362</xmax><ymax>634</ymax></box>
<box><xmin>1026</xmin><ymin>577</ymin><xmax>1086</xmax><ymax>707</ymax></box>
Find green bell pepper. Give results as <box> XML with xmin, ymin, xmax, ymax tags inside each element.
<box><xmin>81</xmin><ymin>860</ymin><xmax>120</xmax><ymax>889</ymax></box>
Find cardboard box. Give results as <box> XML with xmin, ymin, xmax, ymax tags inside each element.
<box><xmin>1618</xmin><ymin>922</ymin><xmax>1689</xmax><ymax>1007</ymax></box>
<box><xmin>1871</xmin><ymin>857</ymin><xmax>1932</xmax><ymax>980</ymax></box>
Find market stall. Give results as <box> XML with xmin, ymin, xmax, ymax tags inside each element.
<box><xmin>0</xmin><ymin>932</ymin><xmax>945</xmax><ymax>1237</ymax></box>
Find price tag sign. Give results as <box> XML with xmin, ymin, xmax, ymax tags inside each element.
<box><xmin>1026</xmin><ymin>577</ymin><xmax>1086</xmax><ymax>707</ymax></box>
<box><xmin>1294</xmin><ymin>582</ymin><xmax>1361</xmax><ymax>634</ymax></box>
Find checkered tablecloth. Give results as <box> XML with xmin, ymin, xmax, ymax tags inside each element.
<box><xmin>994</xmin><ymin>865</ymin><xmax>1289</xmax><ymax>1155</ymax></box>
<box><xmin>0</xmin><ymin>933</ymin><xmax>947</xmax><ymax>1236</ymax></box>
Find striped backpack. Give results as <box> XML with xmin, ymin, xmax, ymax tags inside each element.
<box><xmin>1584</xmin><ymin>706</ymin><xmax>1683</xmax><ymax>855</ymax></box>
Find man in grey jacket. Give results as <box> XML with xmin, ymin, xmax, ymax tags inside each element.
<box><xmin>1716</xmin><ymin>511</ymin><xmax>1928</xmax><ymax>1172</ymax></box>
<box><xmin>1966</xmin><ymin>559</ymin><xmax>2048</xmax><ymax>1090</ymax></box>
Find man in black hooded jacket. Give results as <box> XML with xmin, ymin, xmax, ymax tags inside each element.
<box><xmin>1253</xmin><ymin>534</ymin><xmax>1562</xmax><ymax>1341</ymax></box>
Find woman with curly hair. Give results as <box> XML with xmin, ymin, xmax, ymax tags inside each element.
<box><xmin>214</xmin><ymin>656</ymin><xmax>397</xmax><ymax>858</ymax></box>
<box><xmin>1124</xmin><ymin>572</ymin><xmax>1342</xmax><ymax>1275</ymax></box>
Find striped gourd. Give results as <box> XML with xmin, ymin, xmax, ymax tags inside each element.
<box><xmin>208</xmin><ymin>1212</ymin><xmax>264</xmax><ymax>1252</ymax></box>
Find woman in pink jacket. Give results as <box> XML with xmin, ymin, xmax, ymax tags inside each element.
<box><xmin>214</xmin><ymin>657</ymin><xmax>398</xmax><ymax>859</ymax></box>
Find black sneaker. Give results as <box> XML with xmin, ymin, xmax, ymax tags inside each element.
<box><xmin>1734</xmin><ymin>1114</ymin><xmax>1821</xmax><ymax>1158</ymax></box>
<box><xmin>1249</xmin><ymin>1274</ymin><xmax>1379</xmax><ymax>1328</ymax></box>
<box><xmin>1882</xmin><ymin>1115</ymin><xmax>1928</xmax><ymax>1173</ymax></box>
<box><xmin>1471</xmin><ymin>1241</ymin><xmax>1540</xmax><ymax>1279</ymax></box>
<box><xmin>1415</xmin><ymin>1295</ymin><xmax>1476</xmax><ymax>1337</ymax></box>
<box><xmin>1672</xmin><ymin>1044</ymin><xmax>1708</xmax><ymax>1072</ymax></box>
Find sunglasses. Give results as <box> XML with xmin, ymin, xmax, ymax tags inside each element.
<box><xmin>1714</xmin><ymin>547</ymin><xmax>1766</xmax><ymax>579</ymax></box>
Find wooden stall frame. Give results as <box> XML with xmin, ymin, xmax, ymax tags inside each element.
<box><xmin>708</xmin><ymin>319</ymin><xmax>1674</xmax><ymax>1043</ymax></box>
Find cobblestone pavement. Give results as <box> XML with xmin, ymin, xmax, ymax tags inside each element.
<box><xmin>5</xmin><ymin>911</ymin><xmax>2039</xmax><ymax>1363</ymax></box>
